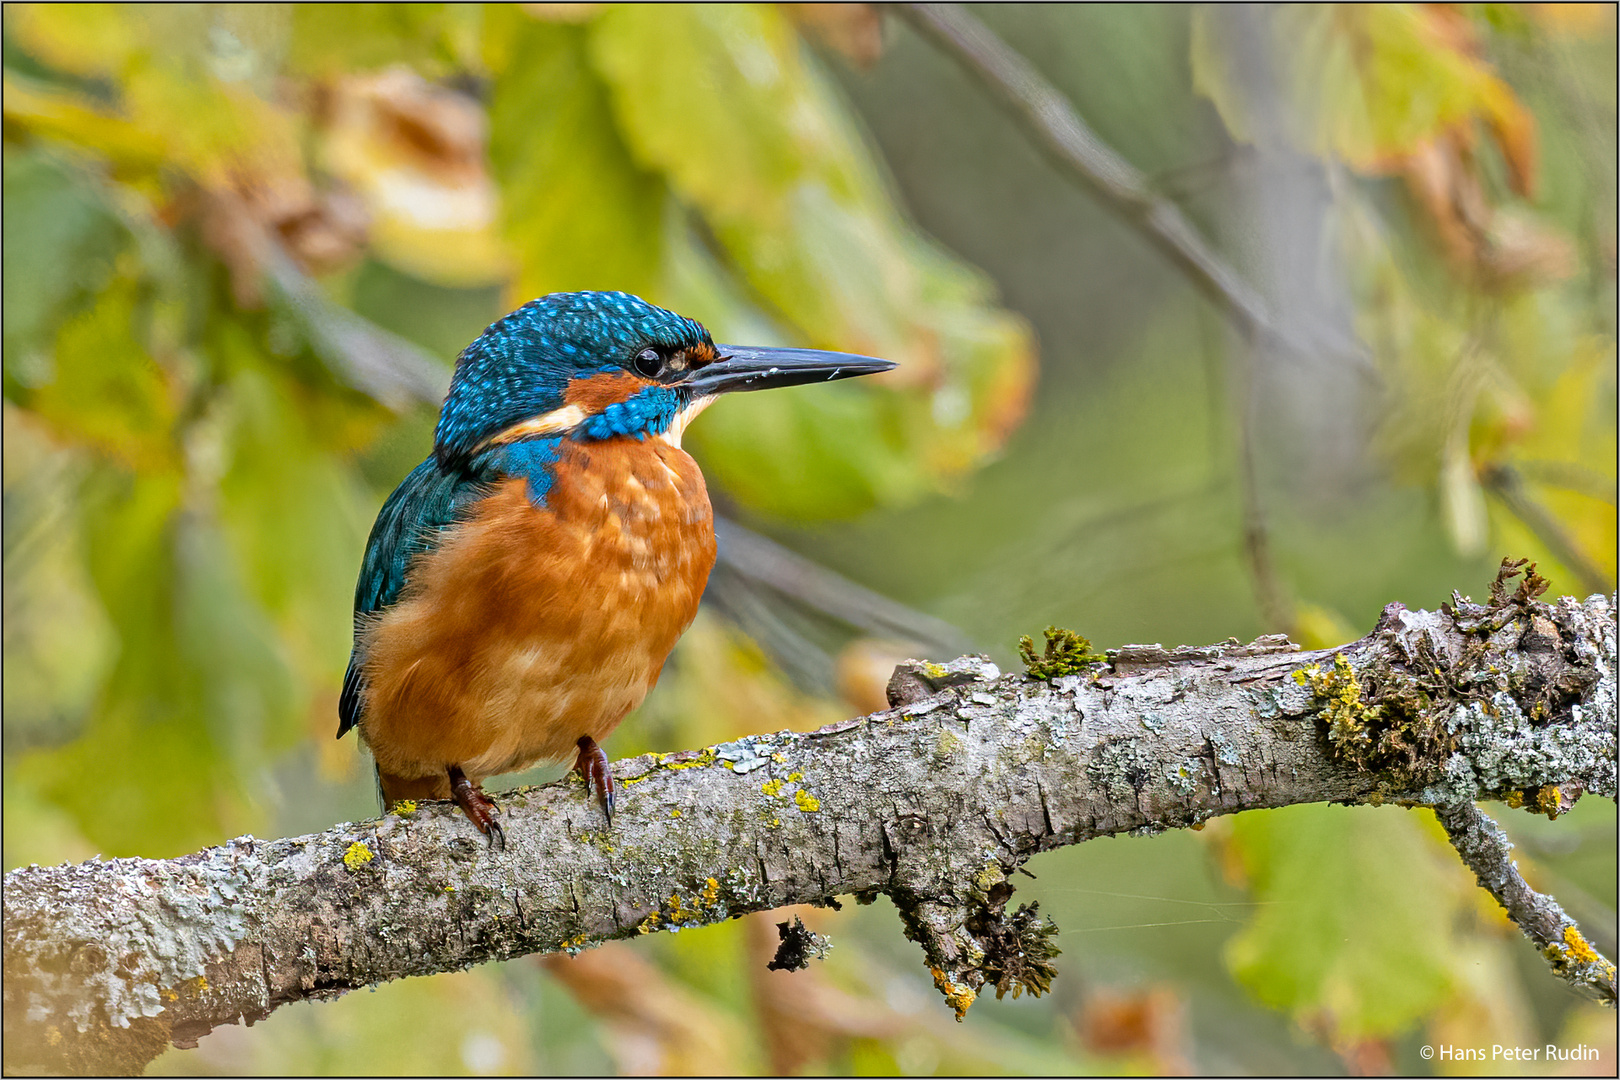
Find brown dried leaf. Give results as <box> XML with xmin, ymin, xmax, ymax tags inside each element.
<box><xmin>1076</xmin><ymin>985</ymin><xmax>1192</xmax><ymax>1075</ymax></box>
<box><xmin>539</xmin><ymin>943</ymin><xmax>746</xmax><ymax>1075</ymax></box>
<box><xmin>784</xmin><ymin>4</ymin><xmax>885</xmax><ymax>69</ymax></box>
<box><xmin>746</xmin><ymin>908</ymin><xmax>903</xmax><ymax>1074</ymax></box>
<box><xmin>318</xmin><ymin>67</ymin><xmax>507</xmax><ymax>285</ymax></box>
<box><xmin>834</xmin><ymin>639</ymin><xmax>920</xmax><ymax>716</ymax></box>
<box><xmin>1481</xmin><ymin>208</ymin><xmax>1576</xmax><ymax>285</ymax></box>
<box><xmin>1526</xmin><ymin>4</ymin><xmax>1618</xmax><ymax>37</ymax></box>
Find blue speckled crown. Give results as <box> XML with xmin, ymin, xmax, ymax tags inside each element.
<box><xmin>434</xmin><ymin>292</ymin><xmax>712</xmax><ymax>467</ymax></box>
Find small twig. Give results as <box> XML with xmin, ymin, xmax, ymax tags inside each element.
<box><xmin>1511</xmin><ymin>460</ymin><xmax>1618</xmax><ymax>506</ymax></box>
<box><xmin>1234</xmin><ymin>338</ymin><xmax>1294</xmax><ymax>633</ymax></box>
<box><xmin>893</xmin><ymin>3</ymin><xmax>1377</xmax><ymax>384</ymax></box>
<box><xmin>1481</xmin><ymin>464</ymin><xmax>1612</xmax><ymax>597</ymax></box>
<box><xmin>259</xmin><ymin>244</ymin><xmax>450</xmax><ymax>412</ymax></box>
<box><xmin>1434</xmin><ymin>801</ymin><xmax>1618</xmax><ymax>1006</ymax></box>
<box><xmin>712</xmin><ymin>518</ymin><xmax>971</xmax><ymax>657</ymax></box>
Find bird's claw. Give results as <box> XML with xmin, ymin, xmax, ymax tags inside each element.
<box><xmin>574</xmin><ymin>736</ymin><xmax>615</xmax><ymax>826</ymax></box>
<box><xmin>448</xmin><ymin>765</ymin><xmax>505</xmax><ymax>849</ymax></box>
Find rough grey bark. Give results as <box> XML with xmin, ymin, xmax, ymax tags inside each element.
<box><xmin>1436</xmin><ymin>801</ymin><xmax>1616</xmax><ymax>1004</ymax></box>
<box><xmin>5</xmin><ymin>581</ymin><xmax>1615</xmax><ymax>1074</ymax></box>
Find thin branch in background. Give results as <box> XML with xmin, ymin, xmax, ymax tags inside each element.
<box><xmin>1236</xmin><ymin>341</ymin><xmax>1294</xmax><ymax>633</ymax></box>
<box><xmin>1435</xmin><ymin>800</ymin><xmax>1618</xmax><ymax>1006</ymax></box>
<box><xmin>259</xmin><ymin>243</ymin><xmax>450</xmax><ymax>411</ymax></box>
<box><xmin>1511</xmin><ymin>459</ymin><xmax>1618</xmax><ymax>506</ymax></box>
<box><xmin>714</xmin><ymin>519</ymin><xmax>970</xmax><ymax>652</ymax></box>
<box><xmin>707</xmin><ymin>517</ymin><xmax>974</xmax><ymax>690</ymax></box>
<box><xmin>893</xmin><ymin>3</ymin><xmax>1378</xmax><ymax>385</ymax></box>
<box><xmin>192</xmin><ymin>183</ymin><xmax>452</xmax><ymax>412</ymax></box>
<box><xmin>1193</xmin><ymin>302</ymin><xmax>1292</xmax><ymax>631</ymax></box>
<box><xmin>895</xmin><ymin>2</ymin><xmax>1316</xmax><ymax>631</ymax></box>
<box><xmin>1481</xmin><ymin>463</ymin><xmax>1612</xmax><ymax>596</ymax></box>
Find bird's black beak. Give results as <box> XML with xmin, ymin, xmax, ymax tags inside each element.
<box><xmin>686</xmin><ymin>344</ymin><xmax>896</xmax><ymax>397</ymax></box>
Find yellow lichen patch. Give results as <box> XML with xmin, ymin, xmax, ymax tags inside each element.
<box><xmin>923</xmin><ymin>662</ymin><xmax>949</xmax><ymax>681</ymax></box>
<box><xmin>669</xmin><ymin>809</ymin><xmax>682</xmax><ymax>818</ymax></box>
<box><xmin>973</xmin><ymin>861</ymin><xmax>1006</xmax><ymax>897</ymax></box>
<box><xmin>787</xmin><ymin>771</ymin><xmax>803</xmax><ymax>782</ymax></box>
<box><xmin>625</xmin><ymin>749</ymin><xmax>711</xmax><ymax>788</ymax></box>
<box><xmin>1298</xmin><ymin>655</ymin><xmax>1371</xmax><ymax>752</ymax></box>
<box><xmin>643</xmin><ymin>878</ymin><xmax>728</xmax><ymax>934</ymax></box>
<box><xmin>1564</xmin><ymin>926</ymin><xmax>1601</xmax><ymax>964</ymax></box>
<box><xmin>665</xmin><ymin>887</ymin><xmax>699</xmax><ymax>923</ymax></box>
<box><xmin>1534</xmin><ymin>786</ymin><xmax>1564</xmax><ymax>819</ymax></box>
<box><xmin>342</xmin><ymin>841</ymin><xmax>374</xmax><ymax>872</ymax></box>
<box><xmin>771</xmin><ymin>753</ymin><xmax>788</xmax><ymax>764</ymax></box>
<box><xmin>761</xmin><ymin>778</ymin><xmax>786</xmax><ymax>798</ymax></box>
<box><xmin>165</xmin><ymin>975</ymin><xmax>210</xmax><ymax>1004</ymax></box>
<box><xmin>794</xmin><ymin>789</ymin><xmax>821</xmax><ymax>812</ymax></box>
<box><xmin>391</xmin><ymin>800</ymin><xmax>418</xmax><ymax>816</ymax></box>
<box><xmin>930</xmin><ymin>967</ymin><xmax>977</xmax><ymax>1020</ymax></box>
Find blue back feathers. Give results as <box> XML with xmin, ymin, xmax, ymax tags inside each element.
<box><xmin>339</xmin><ymin>292</ymin><xmax>708</xmax><ymax>738</ymax></box>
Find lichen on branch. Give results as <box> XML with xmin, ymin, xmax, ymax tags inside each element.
<box><xmin>4</xmin><ymin>588</ymin><xmax>1615</xmax><ymax>1074</ymax></box>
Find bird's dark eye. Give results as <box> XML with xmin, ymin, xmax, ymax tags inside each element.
<box><xmin>633</xmin><ymin>348</ymin><xmax>664</xmax><ymax>378</ymax></box>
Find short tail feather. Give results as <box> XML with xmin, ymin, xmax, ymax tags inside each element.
<box><xmin>376</xmin><ymin>766</ymin><xmax>453</xmax><ymax>808</ymax></box>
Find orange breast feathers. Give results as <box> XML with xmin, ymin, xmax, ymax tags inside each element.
<box><xmin>355</xmin><ymin>437</ymin><xmax>716</xmax><ymax>789</ymax></box>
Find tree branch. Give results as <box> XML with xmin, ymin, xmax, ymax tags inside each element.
<box><xmin>892</xmin><ymin>3</ymin><xmax>1378</xmax><ymax>383</ymax></box>
<box><xmin>1435</xmin><ymin>800</ymin><xmax>1617</xmax><ymax>1004</ymax></box>
<box><xmin>5</xmin><ymin>581</ymin><xmax>1614</xmax><ymax>1074</ymax></box>
<box><xmin>1481</xmin><ymin>463</ymin><xmax>1613</xmax><ymax>598</ymax></box>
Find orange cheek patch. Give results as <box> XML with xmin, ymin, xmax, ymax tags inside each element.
<box><xmin>564</xmin><ymin>372</ymin><xmax>645</xmax><ymax>411</ymax></box>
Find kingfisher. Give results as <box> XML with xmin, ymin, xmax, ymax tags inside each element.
<box><xmin>338</xmin><ymin>291</ymin><xmax>894</xmax><ymax>845</ymax></box>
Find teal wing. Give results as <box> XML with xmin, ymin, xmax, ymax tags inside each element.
<box><xmin>337</xmin><ymin>456</ymin><xmax>484</xmax><ymax>739</ymax></box>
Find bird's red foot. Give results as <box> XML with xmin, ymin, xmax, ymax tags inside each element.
<box><xmin>573</xmin><ymin>736</ymin><xmax>615</xmax><ymax>825</ymax></box>
<box><xmin>448</xmin><ymin>765</ymin><xmax>505</xmax><ymax>849</ymax></box>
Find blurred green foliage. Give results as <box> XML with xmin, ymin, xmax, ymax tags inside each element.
<box><xmin>3</xmin><ymin>3</ymin><xmax>1614</xmax><ymax>1076</ymax></box>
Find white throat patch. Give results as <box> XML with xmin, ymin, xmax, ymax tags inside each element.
<box><xmin>656</xmin><ymin>395</ymin><xmax>716</xmax><ymax>450</ymax></box>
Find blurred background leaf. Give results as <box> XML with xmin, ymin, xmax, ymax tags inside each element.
<box><xmin>3</xmin><ymin>3</ymin><xmax>1614</xmax><ymax>1075</ymax></box>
